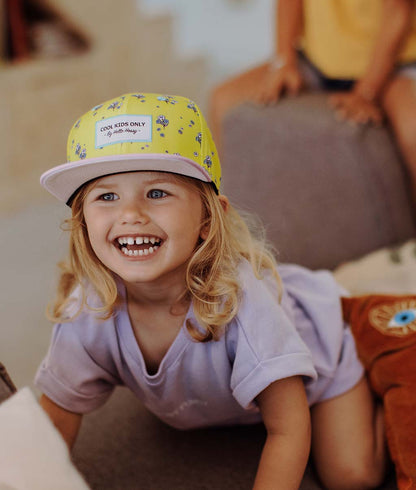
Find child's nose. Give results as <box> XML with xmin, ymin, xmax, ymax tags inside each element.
<box><xmin>119</xmin><ymin>200</ymin><xmax>149</xmax><ymax>225</ymax></box>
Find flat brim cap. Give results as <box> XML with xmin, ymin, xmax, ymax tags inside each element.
<box><xmin>40</xmin><ymin>93</ymin><xmax>221</xmax><ymax>204</ymax></box>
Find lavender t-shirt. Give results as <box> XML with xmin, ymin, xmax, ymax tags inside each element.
<box><xmin>35</xmin><ymin>261</ymin><xmax>363</xmax><ymax>429</ymax></box>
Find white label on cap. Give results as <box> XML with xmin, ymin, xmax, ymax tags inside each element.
<box><xmin>95</xmin><ymin>115</ymin><xmax>152</xmax><ymax>148</ymax></box>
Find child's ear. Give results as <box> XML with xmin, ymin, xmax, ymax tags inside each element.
<box><xmin>200</xmin><ymin>226</ymin><xmax>209</xmax><ymax>240</ymax></box>
<box><xmin>218</xmin><ymin>195</ymin><xmax>229</xmax><ymax>213</ymax></box>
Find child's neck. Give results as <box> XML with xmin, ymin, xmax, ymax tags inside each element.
<box><xmin>124</xmin><ymin>281</ymin><xmax>190</xmax><ymax>376</ymax></box>
<box><xmin>124</xmin><ymin>276</ymin><xmax>187</xmax><ymax>309</ymax></box>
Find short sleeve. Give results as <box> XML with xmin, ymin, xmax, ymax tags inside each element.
<box><xmin>35</xmin><ymin>317</ymin><xmax>121</xmax><ymax>414</ymax></box>
<box><xmin>229</xmin><ymin>263</ymin><xmax>317</xmax><ymax>409</ymax></box>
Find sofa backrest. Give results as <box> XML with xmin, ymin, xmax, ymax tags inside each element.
<box><xmin>221</xmin><ymin>94</ymin><xmax>416</xmax><ymax>270</ymax></box>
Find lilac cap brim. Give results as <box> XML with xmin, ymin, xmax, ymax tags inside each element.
<box><xmin>40</xmin><ymin>154</ymin><xmax>212</xmax><ymax>204</ymax></box>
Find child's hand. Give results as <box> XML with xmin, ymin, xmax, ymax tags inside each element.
<box><xmin>329</xmin><ymin>90</ymin><xmax>384</xmax><ymax>126</ymax></box>
<box><xmin>254</xmin><ymin>63</ymin><xmax>304</xmax><ymax>106</ymax></box>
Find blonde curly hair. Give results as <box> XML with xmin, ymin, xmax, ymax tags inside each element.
<box><xmin>48</xmin><ymin>174</ymin><xmax>281</xmax><ymax>342</ymax></box>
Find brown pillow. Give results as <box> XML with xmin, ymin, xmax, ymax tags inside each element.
<box><xmin>342</xmin><ymin>295</ymin><xmax>416</xmax><ymax>490</ymax></box>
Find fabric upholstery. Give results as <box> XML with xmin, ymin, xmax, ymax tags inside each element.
<box><xmin>222</xmin><ymin>94</ymin><xmax>416</xmax><ymax>270</ymax></box>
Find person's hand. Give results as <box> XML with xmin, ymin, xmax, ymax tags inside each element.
<box><xmin>329</xmin><ymin>90</ymin><xmax>384</xmax><ymax>126</ymax></box>
<box><xmin>253</xmin><ymin>63</ymin><xmax>304</xmax><ymax>105</ymax></box>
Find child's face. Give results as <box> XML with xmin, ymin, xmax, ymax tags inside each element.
<box><xmin>82</xmin><ymin>171</ymin><xmax>206</xmax><ymax>288</ymax></box>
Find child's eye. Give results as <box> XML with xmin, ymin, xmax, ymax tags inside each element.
<box><xmin>147</xmin><ymin>189</ymin><xmax>167</xmax><ymax>199</ymax></box>
<box><xmin>99</xmin><ymin>192</ymin><xmax>118</xmax><ymax>201</ymax></box>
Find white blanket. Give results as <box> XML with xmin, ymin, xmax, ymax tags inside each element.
<box><xmin>334</xmin><ymin>239</ymin><xmax>416</xmax><ymax>295</ymax></box>
<box><xmin>0</xmin><ymin>388</ymin><xmax>89</xmax><ymax>490</ymax></box>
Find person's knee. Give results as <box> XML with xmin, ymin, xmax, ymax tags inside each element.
<box><xmin>395</xmin><ymin>118</ymin><xmax>416</xmax><ymax>155</ymax></box>
<box><xmin>209</xmin><ymin>84</ymin><xmax>225</xmax><ymax>109</ymax></box>
<box><xmin>209</xmin><ymin>65</ymin><xmax>266</xmax><ymax>124</ymax></box>
<box><xmin>208</xmin><ymin>83</ymin><xmax>235</xmax><ymax>134</ymax></box>
<box><xmin>384</xmin><ymin>83</ymin><xmax>416</xmax><ymax>158</ymax></box>
<box><xmin>209</xmin><ymin>81</ymin><xmax>237</xmax><ymax>114</ymax></box>
<box><xmin>317</xmin><ymin>456</ymin><xmax>385</xmax><ymax>490</ymax></box>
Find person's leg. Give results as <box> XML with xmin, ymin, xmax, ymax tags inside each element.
<box><xmin>208</xmin><ymin>63</ymin><xmax>270</xmax><ymax>150</ymax></box>
<box><xmin>311</xmin><ymin>378</ymin><xmax>387</xmax><ymax>490</ymax></box>
<box><xmin>208</xmin><ymin>53</ymin><xmax>323</xmax><ymax>154</ymax></box>
<box><xmin>382</xmin><ymin>74</ymin><xmax>416</xmax><ymax>204</ymax></box>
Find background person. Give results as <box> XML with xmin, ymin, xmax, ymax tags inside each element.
<box><xmin>210</xmin><ymin>0</ymin><xmax>416</xmax><ymax>200</ymax></box>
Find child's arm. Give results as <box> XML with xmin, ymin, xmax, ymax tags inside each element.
<box><xmin>40</xmin><ymin>394</ymin><xmax>83</xmax><ymax>450</ymax></box>
<box><xmin>253</xmin><ymin>376</ymin><xmax>311</xmax><ymax>489</ymax></box>
<box><xmin>255</xmin><ymin>0</ymin><xmax>304</xmax><ymax>105</ymax></box>
<box><xmin>330</xmin><ymin>0</ymin><xmax>415</xmax><ymax>125</ymax></box>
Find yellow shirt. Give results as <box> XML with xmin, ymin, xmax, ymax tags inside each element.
<box><xmin>301</xmin><ymin>0</ymin><xmax>416</xmax><ymax>79</ymax></box>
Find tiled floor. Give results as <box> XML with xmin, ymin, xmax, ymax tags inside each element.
<box><xmin>0</xmin><ymin>200</ymin><xmax>70</xmax><ymax>390</ymax></box>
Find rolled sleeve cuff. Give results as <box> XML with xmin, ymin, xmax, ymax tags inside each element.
<box><xmin>35</xmin><ymin>365</ymin><xmax>114</xmax><ymax>414</ymax></box>
<box><xmin>232</xmin><ymin>352</ymin><xmax>317</xmax><ymax>409</ymax></box>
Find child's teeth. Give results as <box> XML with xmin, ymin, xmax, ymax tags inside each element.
<box><xmin>120</xmin><ymin>237</ymin><xmax>160</xmax><ymax>256</ymax></box>
<box><xmin>118</xmin><ymin>236</ymin><xmax>161</xmax><ymax>244</ymax></box>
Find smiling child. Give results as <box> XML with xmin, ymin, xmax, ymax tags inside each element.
<box><xmin>36</xmin><ymin>93</ymin><xmax>387</xmax><ymax>489</ymax></box>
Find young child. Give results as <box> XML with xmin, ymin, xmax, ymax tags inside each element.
<box><xmin>36</xmin><ymin>93</ymin><xmax>386</xmax><ymax>489</ymax></box>
<box><xmin>210</xmin><ymin>0</ymin><xmax>416</xmax><ymax>199</ymax></box>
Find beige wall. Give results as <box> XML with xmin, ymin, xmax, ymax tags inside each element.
<box><xmin>0</xmin><ymin>0</ymin><xmax>207</xmax><ymax>213</ymax></box>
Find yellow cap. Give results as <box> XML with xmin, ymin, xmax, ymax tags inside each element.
<box><xmin>40</xmin><ymin>93</ymin><xmax>221</xmax><ymax>204</ymax></box>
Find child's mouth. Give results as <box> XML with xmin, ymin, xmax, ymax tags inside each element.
<box><xmin>115</xmin><ymin>236</ymin><xmax>162</xmax><ymax>257</ymax></box>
